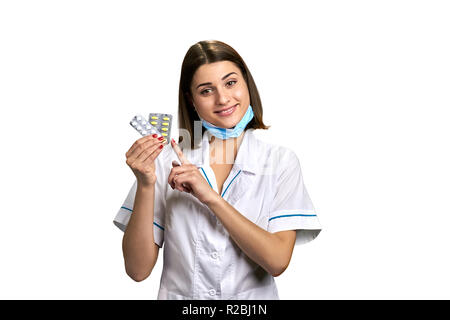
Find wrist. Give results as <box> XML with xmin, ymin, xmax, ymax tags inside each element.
<box><xmin>203</xmin><ymin>192</ymin><xmax>223</xmax><ymax>208</ymax></box>
<box><xmin>137</xmin><ymin>181</ymin><xmax>155</xmax><ymax>192</ymax></box>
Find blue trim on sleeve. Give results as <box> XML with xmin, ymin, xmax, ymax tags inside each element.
<box><xmin>120</xmin><ymin>206</ymin><xmax>165</xmax><ymax>231</ymax></box>
<box><xmin>221</xmin><ymin>170</ymin><xmax>242</xmax><ymax>197</ymax></box>
<box><xmin>153</xmin><ymin>222</ymin><xmax>165</xmax><ymax>231</ymax></box>
<box><xmin>269</xmin><ymin>213</ymin><xmax>317</xmax><ymax>222</ymax></box>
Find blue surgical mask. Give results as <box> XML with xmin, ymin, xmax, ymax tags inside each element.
<box><xmin>200</xmin><ymin>104</ymin><xmax>254</xmax><ymax>140</ymax></box>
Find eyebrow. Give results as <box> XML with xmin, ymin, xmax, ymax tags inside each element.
<box><xmin>195</xmin><ymin>72</ymin><xmax>237</xmax><ymax>90</ymax></box>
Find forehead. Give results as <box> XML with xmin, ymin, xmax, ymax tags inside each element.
<box><xmin>192</xmin><ymin>61</ymin><xmax>241</xmax><ymax>84</ymax></box>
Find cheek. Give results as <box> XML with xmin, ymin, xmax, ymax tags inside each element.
<box><xmin>233</xmin><ymin>83</ymin><xmax>250</xmax><ymax>102</ymax></box>
<box><xmin>193</xmin><ymin>102</ymin><xmax>215</xmax><ymax>119</ymax></box>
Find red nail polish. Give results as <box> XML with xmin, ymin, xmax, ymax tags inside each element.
<box><xmin>159</xmin><ymin>144</ymin><xmax>163</xmax><ymax>149</ymax></box>
<box><xmin>152</xmin><ymin>134</ymin><xmax>157</xmax><ymax>138</ymax></box>
<box><xmin>158</xmin><ymin>136</ymin><xmax>164</xmax><ymax>141</ymax></box>
<box><xmin>171</xmin><ymin>138</ymin><xmax>175</xmax><ymax>143</ymax></box>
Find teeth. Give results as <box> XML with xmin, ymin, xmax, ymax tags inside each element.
<box><xmin>218</xmin><ymin>105</ymin><xmax>235</xmax><ymax>114</ymax></box>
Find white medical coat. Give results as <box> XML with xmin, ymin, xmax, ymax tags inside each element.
<box><xmin>113</xmin><ymin>128</ymin><xmax>321</xmax><ymax>299</ymax></box>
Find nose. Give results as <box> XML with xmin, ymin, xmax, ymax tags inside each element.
<box><xmin>215</xmin><ymin>86</ymin><xmax>230</xmax><ymax>105</ymax></box>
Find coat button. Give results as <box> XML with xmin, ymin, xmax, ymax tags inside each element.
<box><xmin>209</xmin><ymin>289</ymin><xmax>216</xmax><ymax>296</ymax></box>
<box><xmin>211</xmin><ymin>252</ymin><xmax>218</xmax><ymax>259</ymax></box>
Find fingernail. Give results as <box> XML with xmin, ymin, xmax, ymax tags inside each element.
<box><xmin>171</xmin><ymin>138</ymin><xmax>176</xmax><ymax>144</ymax></box>
<box><xmin>152</xmin><ymin>134</ymin><xmax>157</xmax><ymax>138</ymax></box>
<box><xmin>158</xmin><ymin>136</ymin><xmax>164</xmax><ymax>141</ymax></box>
<box><xmin>159</xmin><ymin>145</ymin><xmax>163</xmax><ymax>149</ymax></box>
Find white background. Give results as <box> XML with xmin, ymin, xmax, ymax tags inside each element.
<box><xmin>1</xmin><ymin>0</ymin><xmax>449</xmax><ymax>299</ymax></box>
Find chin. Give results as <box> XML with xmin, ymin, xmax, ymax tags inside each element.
<box><xmin>211</xmin><ymin>117</ymin><xmax>240</xmax><ymax>129</ymax></box>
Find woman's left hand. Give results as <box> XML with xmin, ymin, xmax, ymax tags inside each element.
<box><xmin>168</xmin><ymin>139</ymin><xmax>219</xmax><ymax>205</ymax></box>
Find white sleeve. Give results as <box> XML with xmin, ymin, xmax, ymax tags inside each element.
<box><xmin>112</xmin><ymin>152</ymin><xmax>168</xmax><ymax>248</ymax></box>
<box><xmin>267</xmin><ymin>150</ymin><xmax>322</xmax><ymax>246</ymax></box>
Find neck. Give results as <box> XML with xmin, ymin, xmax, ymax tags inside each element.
<box><xmin>209</xmin><ymin>132</ymin><xmax>245</xmax><ymax>165</ymax></box>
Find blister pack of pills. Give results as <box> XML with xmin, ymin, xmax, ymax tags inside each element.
<box><xmin>148</xmin><ymin>113</ymin><xmax>173</xmax><ymax>143</ymax></box>
<box><xmin>130</xmin><ymin>114</ymin><xmax>165</xmax><ymax>140</ymax></box>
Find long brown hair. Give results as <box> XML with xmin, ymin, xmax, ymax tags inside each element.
<box><xmin>178</xmin><ymin>40</ymin><xmax>269</xmax><ymax>149</ymax></box>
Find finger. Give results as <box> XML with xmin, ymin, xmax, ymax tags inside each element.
<box><xmin>172</xmin><ymin>160</ymin><xmax>181</xmax><ymax>167</ymax></box>
<box><xmin>167</xmin><ymin>164</ymin><xmax>197</xmax><ymax>188</ymax></box>
<box><xmin>171</xmin><ymin>138</ymin><xmax>190</xmax><ymax>165</ymax></box>
<box><xmin>168</xmin><ymin>165</ymin><xmax>189</xmax><ymax>189</ymax></box>
<box><xmin>173</xmin><ymin>172</ymin><xmax>196</xmax><ymax>193</ymax></box>
<box><xmin>135</xmin><ymin>140</ymin><xmax>164</xmax><ymax>163</ymax></box>
<box><xmin>130</xmin><ymin>139</ymin><xmax>164</xmax><ymax>166</ymax></box>
<box><xmin>126</xmin><ymin>134</ymin><xmax>157</xmax><ymax>158</ymax></box>
<box><xmin>126</xmin><ymin>134</ymin><xmax>164</xmax><ymax>158</ymax></box>
<box><xmin>173</xmin><ymin>172</ymin><xmax>193</xmax><ymax>193</ymax></box>
<box><xmin>183</xmin><ymin>184</ymin><xmax>192</xmax><ymax>193</ymax></box>
<box><xmin>141</xmin><ymin>143</ymin><xmax>165</xmax><ymax>166</ymax></box>
<box><xmin>174</xmin><ymin>182</ymin><xmax>190</xmax><ymax>193</ymax></box>
<box><xmin>127</xmin><ymin>135</ymin><xmax>164</xmax><ymax>163</ymax></box>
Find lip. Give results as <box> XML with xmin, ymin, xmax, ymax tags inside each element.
<box><xmin>214</xmin><ymin>104</ymin><xmax>238</xmax><ymax>117</ymax></box>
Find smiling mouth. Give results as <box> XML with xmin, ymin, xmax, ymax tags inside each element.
<box><xmin>214</xmin><ymin>104</ymin><xmax>238</xmax><ymax>116</ymax></box>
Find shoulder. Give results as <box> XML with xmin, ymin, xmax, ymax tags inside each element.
<box><xmin>251</xmin><ymin>130</ymin><xmax>300</xmax><ymax>170</ymax></box>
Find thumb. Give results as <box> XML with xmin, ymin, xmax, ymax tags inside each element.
<box><xmin>172</xmin><ymin>160</ymin><xmax>181</xmax><ymax>167</ymax></box>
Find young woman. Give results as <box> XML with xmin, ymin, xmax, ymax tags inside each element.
<box><xmin>113</xmin><ymin>40</ymin><xmax>321</xmax><ymax>300</ymax></box>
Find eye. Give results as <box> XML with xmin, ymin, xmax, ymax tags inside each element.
<box><xmin>199</xmin><ymin>80</ymin><xmax>236</xmax><ymax>95</ymax></box>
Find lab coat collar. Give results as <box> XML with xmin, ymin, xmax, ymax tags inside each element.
<box><xmin>196</xmin><ymin>128</ymin><xmax>259</xmax><ymax>175</ymax></box>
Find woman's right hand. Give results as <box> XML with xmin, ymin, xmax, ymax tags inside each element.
<box><xmin>125</xmin><ymin>134</ymin><xmax>165</xmax><ymax>187</ymax></box>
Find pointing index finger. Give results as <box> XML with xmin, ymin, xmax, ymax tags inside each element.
<box><xmin>171</xmin><ymin>138</ymin><xmax>190</xmax><ymax>165</ymax></box>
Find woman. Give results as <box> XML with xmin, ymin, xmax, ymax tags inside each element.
<box><xmin>113</xmin><ymin>40</ymin><xmax>321</xmax><ymax>300</ymax></box>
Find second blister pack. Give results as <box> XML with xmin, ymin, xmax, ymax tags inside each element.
<box><xmin>149</xmin><ymin>113</ymin><xmax>173</xmax><ymax>143</ymax></box>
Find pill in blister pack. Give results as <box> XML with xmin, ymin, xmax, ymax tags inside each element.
<box><xmin>130</xmin><ymin>114</ymin><xmax>166</xmax><ymax>142</ymax></box>
<box><xmin>148</xmin><ymin>113</ymin><xmax>173</xmax><ymax>143</ymax></box>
